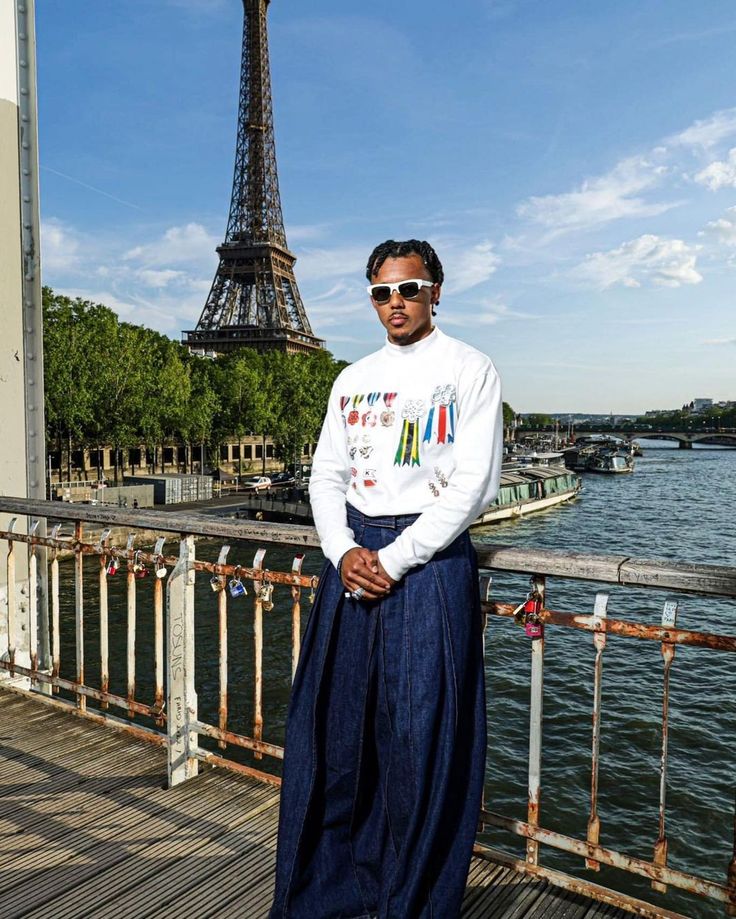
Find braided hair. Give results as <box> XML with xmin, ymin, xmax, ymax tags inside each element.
<box><xmin>365</xmin><ymin>239</ymin><xmax>444</xmax><ymax>285</ymax></box>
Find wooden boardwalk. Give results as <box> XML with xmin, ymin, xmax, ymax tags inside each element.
<box><xmin>0</xmin><ymin>688</ymin><xmax>633</xmax><ymax>919</ymax></box>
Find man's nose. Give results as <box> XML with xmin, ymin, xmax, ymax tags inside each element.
<box><xmin>389</xmin><ymin>290</ymin><xmax>405</xmax><ymax>307</ymax></box>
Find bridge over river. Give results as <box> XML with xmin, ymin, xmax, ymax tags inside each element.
<box><xmin>525</xmin><ymin>430</ymin><xmax>736</xmax><ymax>449</ymax></box>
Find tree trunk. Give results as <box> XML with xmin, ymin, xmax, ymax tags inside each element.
<box><xmin>97</xmin><ymin>444</ymin><xmax>102</xmax><ymax>482</ymax></box>
<box><xmin>113</xmin><ymin>444</ymin><xmax>120</xmax><ymax>486</ymax></box>
<box><xmin>66</xmin><ymin>431</ymin><xmax>72</xmax><ymax>483</ymax></box>
<box><xmin>262</xmin><ymin>433</ymin><xmax>266</xmax><ymax>475</ymax></box>
<box><xmin>161</xmin><ymin>444</ymin><xmax>165</xmax><ymax>474</ymax></box>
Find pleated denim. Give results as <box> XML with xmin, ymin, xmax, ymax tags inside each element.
<box><xmin>269</xmin><ymin>506</ymin><xmax>486</xmax><ymax>919</ymax></box>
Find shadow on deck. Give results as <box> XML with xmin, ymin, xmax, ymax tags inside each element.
<box><xmin>0</xmin><ymin>688</ymin><xmax>633</xmax><ymax>918</ymax></box>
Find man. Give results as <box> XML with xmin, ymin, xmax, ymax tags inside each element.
<box><xmin>271</xmin><ymin>240</ymin><xmax>503</xmax><ymax>919</ymax></box>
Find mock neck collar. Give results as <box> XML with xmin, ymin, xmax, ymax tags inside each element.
<box><xmin>383</xmin><ymin>326</ymin><xmax>441</xmax><ymax>357</ymax></box>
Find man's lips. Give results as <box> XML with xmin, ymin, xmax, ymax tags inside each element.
<box><xmin>389</xmin><ymin>314</ymin><xmax>407</xmax><ymax>325</ymax></box>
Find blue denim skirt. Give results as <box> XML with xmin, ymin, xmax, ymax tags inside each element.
<box><xmin>269</xmin><ymin>506</ymin><xmax>487</xmax><ymax>919</ymax></box>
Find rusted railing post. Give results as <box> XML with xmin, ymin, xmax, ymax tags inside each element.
<box><xmin>74</xmin><ymin>520</ymin><xmax>85</xmax><ymax>712</ymax></box>
<box><xmin>290</xmin><ymin>553</ymin><xmax>304</xmax><ymax>682</ymax></box>
<box><xmin>98</xmin><ymin>529</ymin><xmax>111</xmax><ymax>708</ymax></box>
<box><xmin>166</xmin><ymin>535</ymin><xmax>198</xmax><ymax>787</ymax></box>
<box><xmin>216</xmin><ymin>544</ymin><xmax>231</xmax><ymax>750</ymax></box>
<box><xmin>586</xmin><ymin>591</ymin><xmax>609</xmax><ymax>870</ymax></box>
<box><xmin>125</xmin><ymin>533</ymin><xmax>136</xmax><ymax>718</ymax></box>
<box><xmin>49</xmin><ymin>524</ymin><xmax>61</xmax><ymax>692</ymax></box>
<box><xmin>527</xmin><ymin>574</ymin><xmax>546</xmax><ymax>867</ymax></box>
<box><xmin>727</xmin><ymin>806</ymin><xmax>736</xmax><ymax>917</ymax></box>
<box><xmin>5</xmin><ymin>519</ymin><xmax>18</xmax><ymax>676</ymax></box>
<box><xmin>652</xmin><ymin>599</ymin><xmax>678</xmax><ymax>893</ymax></box>
<box><xmin>253</xmin><ymin>548</ymin><xmax>267</xmax><ymax>760</ymax></box>
<box><xmin>153</xmin><ymin>537</ymin><xmax>166</xmax><ymax>724</ymax></box>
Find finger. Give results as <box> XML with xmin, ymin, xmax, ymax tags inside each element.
<box><xmin>349</xmin><ymin>571</ymin><xmax>391</xmax><ymax>594</ymax></box>
<box><xmin>347</xmin><ymin>567</ymin><xmax>391</xmax><ymax>591</ymax></box>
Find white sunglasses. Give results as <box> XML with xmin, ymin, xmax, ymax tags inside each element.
<box><xmin>366</xmin><ymin>279</ymin><xmax>433</xmax><ymax>304</ymax></box>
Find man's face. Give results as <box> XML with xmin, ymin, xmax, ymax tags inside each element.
<box><xmin>369</xmin><ymin>254</ymin><xmax>439</xmax><ymax>347</ymax></box>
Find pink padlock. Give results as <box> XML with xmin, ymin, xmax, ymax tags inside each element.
<box><xmin>525</xmin><ymin>618</ymin><xmax>543</xmax><ymax>639</ymax></box>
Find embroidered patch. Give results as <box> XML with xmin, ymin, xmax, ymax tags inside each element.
<box><xmin>347</xmin><ymin>410</ymin><xmax>359</xmax><ymax>426</ymax></box>
<box><xmin>429</xmin><ymin>481</ymin><xmax>440</xmax><ymax>497</ymax></box>
<box><xmin>349</xmin><ymin>446</ymin><xmax>357</xmax><ymax>460</ymax></box>
<box><xmin>352</xmin><ymin>394</ymin><xmax>365</xmax><ymax>409</ymax></box>
<box><xmin>350</xmin><ymin>466</ymin><xmax>358</xmax><ymax>478</ymax></box>
<box><xmin>367</xmin><ymin>392</ymin><xmax>381</xmax><ymax>406</ymax></box>
<box><xmin>359</xmin><ymin>445</ymin><xmax>374</xmax><ymax>459</ymax></box>
<box><xmin>394</xmin><ymin>399</ymin><xmax>426</xmax><ymax>467</ymax></box>
<box><xmin>380</xmin><ymin>410</ymin><xmax>395</xmax><ymax>427</ymax></box>
<box><xmin>363</xmin><ymin>468</ymin><xmax>377</xmax><ymax>487</ymax></box>
<box><xmin>383</xmin><ymin>392</ymin><xmax>397</xmax><ymax>407</ymax></box>
<box><xmin>434</xmin><ymin>466</ymin><xmax>449</xmax><ymax>487</ymax></box>
<box><xmin>362</xmin><ymin>410</ymin><xmax>377</xmax><ymax>427</ymax></box>
<box><xmin>340</xmin><ymin>396</ymin><xmax>350</xmax><ymax>411</ymax></box>
<box><xmin>423</xmin><ymin>384</ymin><xmax>456</xmax><ymax>445</ymax></box>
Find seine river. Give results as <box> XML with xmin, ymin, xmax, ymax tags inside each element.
<box><xmin>57</xmin><ymin>441</ymin><xmax>735</xmax><ymax>918</ymax></box>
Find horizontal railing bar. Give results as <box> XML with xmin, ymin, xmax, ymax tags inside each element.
<box><xmin>485</xmin><ymin>602</ymin><xmax>736</xmax><ymax>651</ymax></box>
<box><xmin>472</xmin><ymin>843</ymin><xmax>692</xmax><ymax>919</ymax></box>
<box><xmin>1</xmin><ymin>495</ymin><xmax>735</xmax><ymax>597</ymax></box>
<box><xmin>0</xmin><ymin>660</ymin><xmax>164</xmax><ymax>719</ymax></box>
<box><xmin>481</xmin><ymin>809</ymin><xmax>728</xmax><ymax>903</ymax></box>
<box><xmin>0</xmin><ymin>495</ymin><xmax>319</xmax><ymax>546</ymax></box>
<box><xmin>192</xmin><ymin>720</ymin><xmax>284</xmax><ymax>759</ymax></box>
<box><xmin>193</xmin><ymin>749</ymin><xmax>282</xmax><ymax>788</ymax></box>
<box><xmin>0</xmin><ymin>531</ymin><xmax>318</xmax><ymax>588</ymax></box>
<box><xmin>476</xmin><ymin>544</ymin><xmax>736</xmax><ymax>597</ymax></box>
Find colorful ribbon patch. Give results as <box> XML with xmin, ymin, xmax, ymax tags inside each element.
<box><xmin>394</xmin><ymin>399</ymin><xmax>425</xmax><ymax>466</ymax></box>
<box><xmin>423</xmin><ymin>384</ymin><xmax>456</xmax><ymax>444</ymax></box>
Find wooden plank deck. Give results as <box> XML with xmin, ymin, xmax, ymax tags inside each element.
<box><xmin>0</xmin><ymin>688</ymin><xmax>633</xmax><ymax>919</ymax></box>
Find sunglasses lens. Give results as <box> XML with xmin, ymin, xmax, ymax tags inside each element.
<box><xmin>370</xmin><ymin>285</ymin><xmax>391</xmax><ymax>303</ymax></box>
<box><xmin>398</xmin><ymin>281</ymin><xmax>421</xmax><ymax>299</ymax></box>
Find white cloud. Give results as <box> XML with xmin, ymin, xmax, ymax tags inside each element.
<box><xmin>694</xmin><ymin>147</ymin><xmax>736</xmax><ymax>190</ymax></box>
<box><xmin>123</xmin><ymin>222</ymin><xmax>218</xmax><ymax>269</ymax></box>
<box><xmin>702</xmin><ymin>337</ymin><xmax>736</xmax><ymax>346</ymax></box>
<box><xmin>136</xmin><ymin>268</ymin><xmax>187</xmax><ymax>288</ymax></box>
<box><xmin>295</xmin><ymin>246</ymin><xmax>367</xmax><ymax>282</ymax></box>
<box><xmin>440</xmin><ymin>299</ymin><xmax>533</xmax><ymax>328</ymax></box>
<box><xmin>41</xmin><ymin>218</ymin><xmax>82</xmax><ymax>273</ymax></box>
<box><xmin>442</xmin><ymin>241</ymin><xmax>500</xmax><ymax>294</ymax></box>
<box><xmin>700</xmin><ymin>207</ymin><xmax>736</xmax><ymax>246</ymax></box>
<box><xmin>669</xmin><ymin>108</ymin><xmax>736</xmax><ymax>150</ymax></box>
<box><xmin>572</xmin><ymin>234</ymin><xmax>703</xmax><ymax>290</ymax></box>
<box><xmin>517</xmin><ymin>155</ymin><xmax>674</xmax><ymax>232</ymax></box>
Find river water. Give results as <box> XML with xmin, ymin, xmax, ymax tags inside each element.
<box><xmin>56</xmin><ymin>441</ymin><xmax>735</xmax><ymax>918</ymax></box>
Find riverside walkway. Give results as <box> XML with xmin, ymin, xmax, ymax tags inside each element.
<box><xmin>0</xmin><ymin>687</ymin><xmax>629</xmax><ymax>919</ymax></box>
<box><xmin>1</xmin><ymin>496</ymin><xmax>734</xmax><ymax>919</ymax></box>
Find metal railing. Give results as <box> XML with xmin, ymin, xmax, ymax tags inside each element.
<box><xmin>0</xmin><ymin>495</ymin><xmax>734</xmax><ymax>918</ymax></box>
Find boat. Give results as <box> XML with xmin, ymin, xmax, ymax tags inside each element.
<box><xmin>586</xmin><ymin>447</ymin><xmax>635</xmax><ymax>474</ymax></box>
<box><xmin>472</xmin><ymin>464</ymin><xmax>581</xmax><ymax>526</ymax></box>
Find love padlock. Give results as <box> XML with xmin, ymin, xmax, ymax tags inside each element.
<box><xmin>523</xmin><ymin>594</ymin><xmax>544</xmax><ymax>640</ymax></box>
<box><xmin>210</xmin><ymin>575</ymin><xmax>224</xmax><ymax>593</ymax></box>
<box><xmin>106</xmin><ymin>558</ymin><xmax>119</xmax><ymax>576</ymax></box>
<box><xmin>155</xmin><ymin>562</ymin><xmax>167</xmax><ymax>579</ymax></box>
<box><xmin>229</xmin><ymin>577</ymin><xmax>247</xmax><ymax>598</ymax></box>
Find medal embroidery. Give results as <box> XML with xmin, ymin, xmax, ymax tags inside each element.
<box><xmin>347</xmin><ymin>410</ymin><xmax>359</xmax><ymax>425</ymax></box>
<box><xmin>383</xmin><ymin>392</ymin><xmax>397</xmax><ymax>407</ymax></box>
<box><xmin>362</xmin><ymin>410</ymin><xmax>377</xmax><ymax>427</ymax></box>
<box><xmin>352</xmin><ymin>394</ymin><xmax>365</xmax><ymax>409</ymax></box>
<box><xmin>380</xmin><ymin>410</ymin><xmax>395</xmax><ymax>427</ymax></box>
<box><xmin>423</xmin><ymin>384</ymin><xmax>457</xmax><ymax>444</ymax></box>
<box><xmin>367</xmin><ymin>392</ymin><xmax>381</xmax><ymax>406</ymax></box>
<box><xmin>340</xmin><ymin>396</ymin><xmax>350</xmax><ymax>411</ymax></box>
<box><xmin>394</xmin><ymin>399</ymin><xmax>426</xmax><ymax>467</ymax></box>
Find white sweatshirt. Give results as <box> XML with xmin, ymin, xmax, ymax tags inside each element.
<box><xmin>309</xmin><ymin>327</ymin><xmax>504</xmax><ymax>582</ymax></box>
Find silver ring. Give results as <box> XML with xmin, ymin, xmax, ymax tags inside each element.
<box><xmin>351</xmin><ymin>587</ymin><xmax>366</xmax><ymax>600</ymax></box>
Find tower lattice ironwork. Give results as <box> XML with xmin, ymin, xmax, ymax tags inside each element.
<box><xmin>183</xmin><ymin>0</ymin><xmax>324</xmax><ymax>356</ymax></box>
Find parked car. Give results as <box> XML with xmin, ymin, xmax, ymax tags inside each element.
<box><xmin>270</xmin><ymin>471</ymin><xmax>296</xmax><ymax>486</ymax></box>
<box><xmin>241</xmin><ymin>476</ymin><xmax>271</xmax><ymax>491</ymax></box>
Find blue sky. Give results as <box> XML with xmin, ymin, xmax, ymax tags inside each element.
<box><xmin>36</xmin><ymin>0</ymin><xmax>736</xmax><ymax>413</ymax></box>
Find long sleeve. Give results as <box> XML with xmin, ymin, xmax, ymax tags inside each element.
<box><xmin>308</xmin><ymin>380</ymin><xmax>360</xmax><ymax>569</ymax></box>
<box><xmin>377</xmin><ymin>366</ymin><xmax>503</xmax><ymax>581</ymax></box>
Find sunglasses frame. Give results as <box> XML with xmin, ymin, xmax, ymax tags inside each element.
<box><xmin>366</xmin><ymin>278</ymin><xmax>434</xmax><ymax>303</ymax></box>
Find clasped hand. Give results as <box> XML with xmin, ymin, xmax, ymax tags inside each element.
<box><xmin>340</xmin><ymin>547</ymin><xmax>396</xmax><ymax>600</ymax></box>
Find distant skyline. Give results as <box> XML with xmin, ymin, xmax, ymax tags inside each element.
<box><xmin>36</xmin><ymin>0</ymin><xmax>736</xmax><ymax>413</ymax></box>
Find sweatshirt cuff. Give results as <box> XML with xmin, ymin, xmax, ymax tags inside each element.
<box><xmin>377</xmin><ymin>544</ymin><xmax>411</xmax><ymax>582</ymax></box>
<box><xmin>321</xmin><ymin>533</ymin><xmax>360</xmax><ymax>571</ymax></box>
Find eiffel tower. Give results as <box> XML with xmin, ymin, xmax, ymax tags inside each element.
<box><xmin>183</xmin><ymin>0</ymin><xmax>324</xmax><ymax>356</ymax></box>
